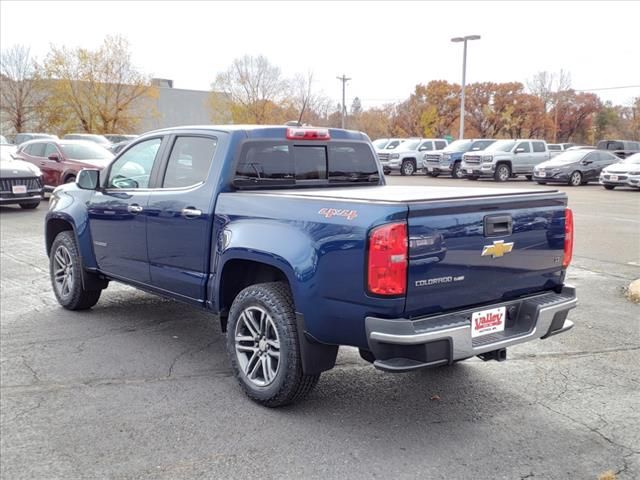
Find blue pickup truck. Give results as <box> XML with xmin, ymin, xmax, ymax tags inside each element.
<box><xmin>45</xmin><ymin>125</ymin><xmax>577</xmax><ymax>406</ymax></box>
<box><xmin>423</xmin><ymin>138</ymin><xmax>496</xmax><ymax>179</ymax></box>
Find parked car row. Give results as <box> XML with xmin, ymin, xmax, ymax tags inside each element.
<box><xmin>374</xmin><ymin>136</ymin><xmax>639</xmax><ymax>190</ymax></box>
<box><xmin>3</xmin><ymin>132</ymin><xmax>138</xmax><ymax>148</ymax></box>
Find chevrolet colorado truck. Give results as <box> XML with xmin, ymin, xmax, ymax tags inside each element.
<box><xmin>45</xmin><ymin>125</ymin><xmax>577</xmax><ymax>407</ymax></box>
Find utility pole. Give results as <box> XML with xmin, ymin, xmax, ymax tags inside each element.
<box><xmin>336</xmin><ymin>74</ymin><xmax>351</xmax><ymax>129</ymax></box>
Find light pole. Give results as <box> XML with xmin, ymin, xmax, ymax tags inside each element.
<box><xmin>451</xmin><ymin>35</ymin><xmax>481</xmax><ymax>139</ymax></box>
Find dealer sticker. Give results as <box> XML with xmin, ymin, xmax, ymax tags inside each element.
<box><xmin>471</xmin><ymin>306</ymin><xmax>506</xmax><ymax>338</ymax></box>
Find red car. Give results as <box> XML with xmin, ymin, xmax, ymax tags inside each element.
<box><xmin>15</xmin><ymin>139</ymin><xmax>113</xmax><ymax>191</ymax></box>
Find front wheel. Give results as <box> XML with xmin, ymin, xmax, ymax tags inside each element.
<box><xmin>49</xmin><ymin>231</ymin><xmax>102</xmax><ymax>310</ymax></box>
<box><xmin>604</xmin><ymin>185</ymin><xmax>615</xmax><ymax>190</ymax></box>
<box><xmin>451</xmin><ymin>162</ymin><xmax>464</xmax><ymax>179</ymax></box>
<box><xmin>226</xmin><ymin>282</ymin><xmax>320</xmax><ymax>407</ymax></box>
<box><xmin>568</xmin><ymin>171</ymin><xmax>582</xmax><ymax>186</ymax></box>
<box><xmin>19</xmin><ymin>201</ymin><xmax>40</xmax><ymax>209</ymax></box>
<box><xmin>525</xmin><ymin>175</ymin><xmax>533</xmax><ymax>181</ymax></box>
<box><xmin>536</xmin><ymin>181</ymin><xmax>547</xmax><ymax>185</ymax></box>
<box><xmin>494</xmin><ymin>164</ymin><xmax>511</xmax><ymax>182</ymax></box>
<box><xmin>400</xmin><ymin>160</ymin><xmax>415</xmax><ymax>176</ymax></box>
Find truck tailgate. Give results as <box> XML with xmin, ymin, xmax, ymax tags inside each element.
<box><xmin>405</xmin><ymin>191</ymin><xmax>567</xmax><ymax>317</ymax></box>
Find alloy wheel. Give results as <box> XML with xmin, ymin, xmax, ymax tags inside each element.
<box><xmin>234</xmin><ymin>306</ymin><xmax>281</xmax><ymax>387</ymax></box>
<box><xmin>53</xmin><ymin>245</ymin><xmax>74</xmax><ymax>299</ymax></box>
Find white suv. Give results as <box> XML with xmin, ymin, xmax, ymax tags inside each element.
<box><xmin>383</xmin><ymin>138</ymin><xmax>448</xmax><ymax>175</ymax></box>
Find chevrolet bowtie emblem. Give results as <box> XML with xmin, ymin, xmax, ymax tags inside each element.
<box><xmin>482</xmin><ymin>240</ymin><xmax>514</xmax><ymax>258</ymax></box>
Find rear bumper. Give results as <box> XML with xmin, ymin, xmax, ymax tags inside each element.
<box><xmin>365</xmin><ymin>285</ymin><xmax>577</xmax><ymax>372</ymax></box>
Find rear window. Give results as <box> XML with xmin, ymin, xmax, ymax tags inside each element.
<box><xmin>234</xmin><ymin>141</ymin><xmax>379</xmax><ymax>187</ymax></box>
<box><xmin>598</xmin><ymin>140</ymin><xmax>624</xmax><ymax>151</ymax></box>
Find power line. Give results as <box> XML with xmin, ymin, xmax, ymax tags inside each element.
<box><xmin>574</xmin><ymin>85</ymin><xmax>640</xmax><ymax>92</ymax></box>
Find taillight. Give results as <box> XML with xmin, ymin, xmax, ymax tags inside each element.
<box><xmin>367</xmin><ymin>222</ymin><xmax>407</xmax><ymax>296</ymax></box>
<box><xmin>286</xmin><ymin>127</ymin><xmax>330</xmax><ymax>140</ymax></box>
<box><xmin>563</xmin><ymin>208</ymin><xmax>573</xmax><ymax>268</ymax></box>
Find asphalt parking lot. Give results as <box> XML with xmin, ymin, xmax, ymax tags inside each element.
<box><xmin>1</xmin><ymin>176</ymin><xmax>639</xmax><ymax>479</ymax></box>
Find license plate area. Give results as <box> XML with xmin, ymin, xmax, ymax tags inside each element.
<box><xmin>538</xmin><ymin>171</ymin><xmax>546</xmax><ymax>177</ymax></box>
<box><xmin>12</xmin><ymin>185</ymin><xmax>27</xmax><ymax>194</ymax></box>
<box><xmin>471</xmin><ymin>306</ymin><xmax>506</xmax><ymax>338</ymax></box>
<box><xmin>467</xmin><ymin>168</ymin><xmax>474</xmax><ymax>174</ymax></box>
<box><xmin>610</xmin><ymin>175</ymin><xmax>618</xmax><ymax>181</ymax></box>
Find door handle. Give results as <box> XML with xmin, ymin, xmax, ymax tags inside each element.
<box><xmin>181</xmin><ymin>207</ymin><xmax>202</xmax><ymax>219</ymax></box>
<box><xmin>127</xmin><ymin>204</ymin><xmax>144</xmax><ymax>214</ymax></box>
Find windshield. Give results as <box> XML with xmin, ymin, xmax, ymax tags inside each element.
<box><xmin>443</xmin><ymin>140</ymin><xmax>472</xmax><ymax>152</ymax></box>
<box><xmin>372</xmin><ymin>139</ymin><xmax>388</xmax><ymax>149</ymax></box>
<box><xmin>60</xmin><ymin>143</ymin><xmax>113</xmax><ymax>161</ymax></box>
<box><xmin>485</xmin><ymin>140</ymin><xmax>516</xmax><ymax>152</ymax></box>
<box><xmin>400</xmin><ymin>140</ymin><xmax>420</xmax><ymax>151</ymax></box>
<box><xmin>385</xmin><ymin>140</ymin><xmax>402</xmax><ymax>149</ymax></box>
<box><xmin>548</xmin><ymin>150</ymin><xmax>591</xmax><ymax>164</ymax></box>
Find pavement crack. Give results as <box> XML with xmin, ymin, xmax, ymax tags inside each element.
<box><xmin>167</xmin><ymin>340</ymin><xmax>216</xmax><ymax>378</ymax></box>
<box><xmin>512</xmin><ymin>345</ymin><xmax>640</xmax><ymax>361</ymax></box>
<box><xmin>538</xmin><ymin>402</ymin><xmax>640</xmax><ymax>457</ymax></box>
<box><xmin>20</xmin><ymin>355</ymin><xmax>41</xmax><ymax>383</ymax></box>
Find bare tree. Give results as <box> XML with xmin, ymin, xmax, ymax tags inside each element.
<box><xmin>42</xmin><ymin>35</ymin><xmax>157</xmax><ymax>134</ymax></box>
<box><xmin>0</xmin><ymin>45</ymin><xmax>41</xmax><ymax>134</ymax></box>
<box><xmin>528</xmin><ymin>70</ymin><xmax>571</xmax><ymax>142</ymax></box>
<box><xmin>211</xmin><ymin>55</ymin><xmax>287</xmax><ymax>124</ymax></box>
<box><xmin>289</xmin><ymin>71</ymin><xmax>331</xmax><ymax>125</ymax></box>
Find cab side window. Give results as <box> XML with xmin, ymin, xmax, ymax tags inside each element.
<box><xmin>435</xmin><ymin>140</ymin><xmax>447</xmax><ymax>150</ymax></box>
<box><xmin>532</xmin><ymin>141</ymin><xmax>546</xmax><ymax>153</ymax></box>
<box><xmin>107</xmin><ymin>138</ymin><xmax>162</xmax><ymax>189</ymax></box>
<box><xmin>162</xmin><ymin>136</ymin><xmax>218</xmax><ymax>188</ymax></box>
<box><xmin>419</xmin><ymin>141</ymin><xmax>433</xmax><ymax>151</ymax></box>
<box><xmin>516</xmin><ymin>142</ymin><xmax>531</xmax><ymax>153</ymax></box>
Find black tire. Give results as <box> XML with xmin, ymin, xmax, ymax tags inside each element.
<box><xmin>400</xmin><ymin>160</ymin><xmax>415</xmax><ymax>176</ymax></box>
<box><xmin>19</xmin><ymin>201</ymin><xmax>40</xmax><ymax>209</ymax></box>
<box><xmin>64</xmin><ymin>175</ymin><xmax>76</xmax><ymax>184</ymax></box>
<box><xmin>494</xmin><ymin>163</ymin><xmax>511</xmax><ymax>182</ymax></box>
<box><xmin>525</xmin><ymin>175</ymin><xmax>533</xmax><ymax>181</ymax></box>
<box><xmin>431</xmin><ymin>172</ymin><xmax>440</xmax><ymax>177</ymax></box>
<box><xmin>467</xmin><ymin>176</ymin><xmax>479</xmax><ymax>181</ymax></box>
<box><xmin>568</xmin><ymin>171</ymin><xmax>582</xmax><ymax>187</ymax></box>
<box><xmin>451</xmin><ymin>162</ymin><xmax>464</xmax><ymax>179</ymax></box>
<box><xmin>536</xmin><ymin>181</ymin><xmax>547</xmax><ymax>185</ymax></box>
<box><xmin>604</xmin><ymin>185</ymin><xmax>615</xmax><ymax>190</ymax></box>
<box><xmin>226</xmin><ymin>282</ymin><xmax>320</xmax><ymax>407</ymax></box>
<box><xmin>49</xmin><ymin>231</ymin><xmax>102</xmax><ymax>310</ymax></box>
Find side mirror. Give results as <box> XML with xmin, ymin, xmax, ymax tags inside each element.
<box><xmin>471</xmin><ymin>147</ymin><xmax>480</xmax><ymax>151</ymax></box>
<box><xmin>48</xmin><ymin>153</ymin><xmax>60</xmax><ymax>161</ymax></box>
<box><xmin>77</xmin><ymin>168</ymin><xmax>100</xmax><ymax>190</ymax></box>
<box><xmin>582</xmin><ymin>160</ymin><xmax>592</xmax><ymax>165</ymax></box>
<box><xmin>514</xmin><ymin>147</ymin><xmax>526</xmax><ymax>153</ymax></box>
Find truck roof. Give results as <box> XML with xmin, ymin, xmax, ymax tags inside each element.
<box><xmin>144</xmin><ymin>125</ymin><xmax>369</xmax><ymax>141</ymax></box>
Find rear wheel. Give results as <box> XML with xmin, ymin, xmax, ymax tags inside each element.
<box><xmin>568</xmin><ymin>171</ymin><xmax>582</xmax><ymax>187</ymax></box>
<box><xmin>452</xmin><ymin>162</ymin><xmax>464</xmax><ymax>179</ymax></box>
<box><xmin>64</xmin><ymin>175</ymin><xmax>76</xmax><ymax>184</ymax></box>
<box><xmin>401</xmin><ymin>160</ymin><xmax>415</xmax><ymax>176</ymax></box>
<box><xmin>19</xmin><ymin>201</ymin><xmax>40</xmax><ymax>209</ymax></box>
<box><xmin>604</xmin><ymin>185</ymin><xmax>615</xmax><ymax>190</ymax></box>
<box><xmin>494</xmin><ymin>164</ymin><xmax>511</xmax><ymax>182</ymax></box>
<box><xmin>226</xmin><ymin>282</ymin><xmax>320</xmax><ymax>407</ymax></box>
<box><xmin>49</xmin><ymin>231</ymin><xmax>102</xmax><ymax>310</ymax></box>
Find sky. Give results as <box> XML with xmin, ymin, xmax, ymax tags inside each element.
<box><xmin>1</xmin><ymin>0</ymin><xmax>639</xmax><ymax>109</ymax></box>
